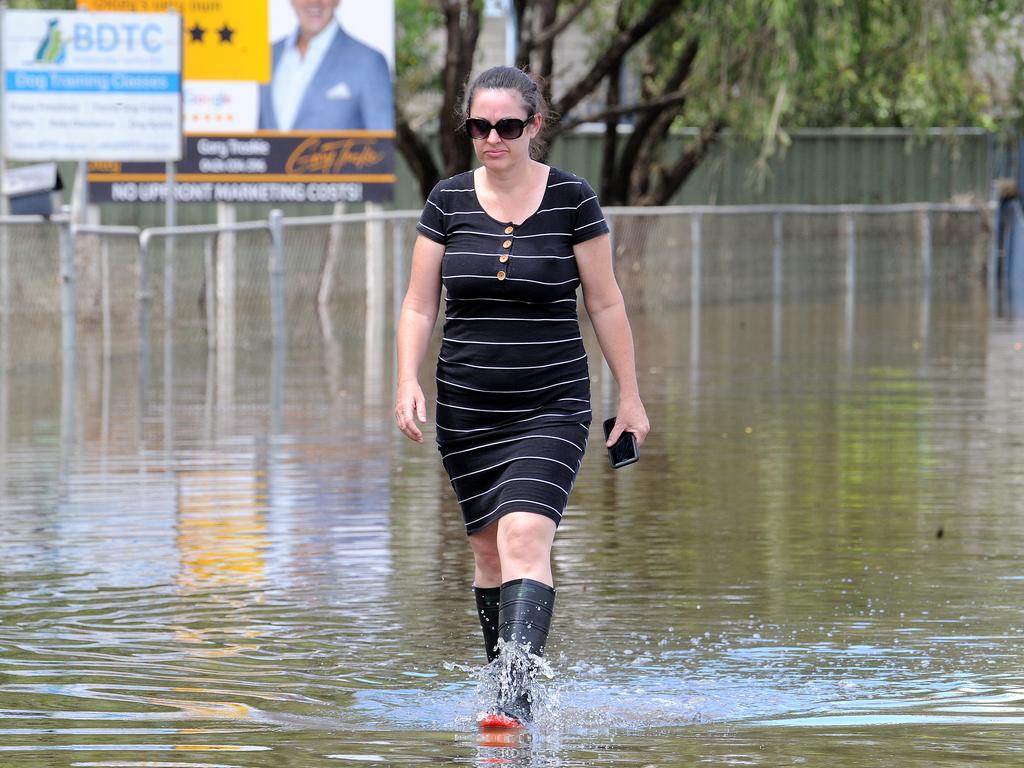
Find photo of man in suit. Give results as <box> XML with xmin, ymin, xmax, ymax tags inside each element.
<box><xmin>258</xmin><ymin>0</ymin><xmax>394</xmax><ymax>131</ymax></box>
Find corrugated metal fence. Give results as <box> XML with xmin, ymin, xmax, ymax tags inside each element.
<box><xmin>51</xmin><ymin>128</ymin><xmax>997</xmax><ymax>228</ymax></box>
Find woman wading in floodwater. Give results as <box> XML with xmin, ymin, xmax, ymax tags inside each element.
<box><xmin>395</xmin><ymin>66</ymin><xmax>649</xmax><ymax>727</ymax></box>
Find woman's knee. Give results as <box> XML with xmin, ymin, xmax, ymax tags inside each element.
<box><xmin>469</xmin><ymin>528</ymin><xmax>501</xmax><ymax>569</ymax></box>
<box><xmin>497</xmin><ymin>512</ymin><xmax>555</xmax><ymax>563</ymax></box>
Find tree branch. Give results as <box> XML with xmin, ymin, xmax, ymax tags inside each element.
<box><xmin>520</xmin><ymin>0</ymin><xmax>592</xmax><ymax>53</ymax></box>
<box><xmin>600</xmin><ymin>70</ymin><xmax>621</xmax><ymax>204</ymax></box>
<box><xmin>640</xmin><ymin>121</ymin><xmax>725</xmax><ymax>206</ymax></box>
<box><xmin>617</xmin><ymin>36</ymin><xmax>699</xmax><ymax>192</ymax></box>
<box><xmin>547</xmin><ymin>87</ymin><xmax>691</xmax><ymax>140</ymax></box>
<box><xmin>552</xmin><ymin>0</ymin><xmax>684</xmax><ymax>120</ymax></box>
<box><xmin>395</xmin><ymin>108</ymin><xmax>440</xmax><ymax>201</ymax></box>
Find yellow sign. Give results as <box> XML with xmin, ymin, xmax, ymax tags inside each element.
<box><xmin>77</xmin><ymin>0</ymin><xmax>269</xmax><ymax>82</ymax></box>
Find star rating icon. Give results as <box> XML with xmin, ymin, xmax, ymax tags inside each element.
<box><xmin>188</xmin><ymin>22</ymin><xmax>235</xmax><ymax>45</ymax></box>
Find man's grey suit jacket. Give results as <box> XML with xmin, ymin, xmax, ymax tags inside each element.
<box><xmin>258</xmin><ymin>25</ymin><xmax>394</xmax><ymax>131</ymax></box>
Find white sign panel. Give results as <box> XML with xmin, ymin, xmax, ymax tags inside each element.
<box><xmin>2</xmin><ymin>10</ymin><xmax>182</xmax><ymax>161</ymax></box>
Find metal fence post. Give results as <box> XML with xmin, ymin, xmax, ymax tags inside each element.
<box><xmin>60</xmin><ymin>218</ymin><xmax>77</xmax><ymax>360</ymax></box>
<box><xmin>268</xmin><ymin>209</ymin><xmax>285</xmax><ymax>435</ymax></box>
<box><xmin>164</xmin><ymin>232</ymin><xmax>175</xmax><ymax>339</ymax></box>
<box><xmin>215</xmin><ymin>211</ymin><xmax>236</xmax><ymax>434</ymax></box>
<box><xmin>0</xmin><ymin>221</ymin><xmax>8</xmax><ymax>352</ymax></box>
<box><xmin>268</xmin><ymin>208</ymin><xmax>286</xmax><ymax>350</ymax></box>
<box><xmin>690</xmin><ymin>213</ymin><xmax>702</xmax><ymax>404</ymax></box>
<box><xmin>59</xmin><ymin>218</ymin><xmax>77</xmax><ymax>486</ymax></box>
<box><xmin>772</xmin><ymin>212</ymin><xmax>784</xmax><ymax>375</ymax></box>
<box><xmin>844</xmin><ymin>212</ymin><xmax>857</xmax><ymax>366</ymax></box>
<box><xmin>203</xmin><ymin>235</ymin><xmax>216</xmax><ymax>350</ymax></box>
<box><xmin>392</xmin><ymin>218</ymin><xmax>405</xmax><ymax>329</ymax></box>
<box><xmin>919</xmin><ymin>209</ymin><xmax>932</xmax><ymax>284</ymax></box>
<box><xmin>216</xmin><ymin>205</ymin><xmax>236</xmax><ymax>362</ymax></box>
<box><xmin>138</xmin><ymin>231</ymin><xmax>152</xmax><ymax>401</ymax></box>
<box><xmin>163</xmin><ymin>231</ymin><xmax>175</xmax><ymax>455</ymax></box>
<box><xmin>365</xmin><ymin>203</ymin><xmax>386</xmax><ymax>406</ymax></box>
<box><xmin>100</xmin><ymin>234</ymin><xmax>111</xmax><ymax>360</ymax></box>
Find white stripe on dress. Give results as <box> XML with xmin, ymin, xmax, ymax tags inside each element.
<box><xmin>442</xmin><ymin>336</ymin><xmax>582</xmax><ymax>346</ymax></box>
<box><xmin>449</xmin><ymin>454</ymin><xmax>576</xmax><ymax>482</ymax></box>
<box><xmin>443</xmin><ymin>316</ymin><xmax>576</xmax><ymax>323</ymax></box>
<box><xmin>533</xmin><ymin>206</ymin><xmax>576</xmax><ymax>215</ymax></box>
<box><xmin>436</xmin><ymin>374</ymin><xmax>589</xmax><ymax>394</ymax></box>
<box><xmin>445</xmin><ymin>250</ymin><xmax>576</xmax><ymax>260</ymax></box>
<box><xmin>444</xmin><ymin>274</ymin><xmax>579</xmax><ymax>287</ymax></box>
<box><xmin>436</xmin><ymin>409</ymin><xmax>591</xmax><ymax>433</ymax></box>
<box><xmin>440</xmin><ymin>432</ymin><xmax>585</xmax><ymax>461</ymax></box>
<box><xmin>508</xmin><ymin>253</ymin><xmax>576</xmax><ymax>260</ymax></box>
<box><xmin>575</xmin><ymin>218</ymin><xmax>607</xmax><ymax>231</ymax></box>
<box><xmin>437</xmin><ymin>400</ymin><xmax>538</xmax><ymax>414</ymax></box>
<box><xmin>446</xmin><ymin>296</ymin><xmax>577</xmax><ymax>305</ymax></box>
<box><xmin>437</xmin><ymin>352</ymin><xmax>587</xmax><ymax>371</ymax></box>
<box><xmin>456</xmin><ymin>476</ymin><xmax>570</xmax><ymax>505</ymax></box>
<box><xmin>465</xmin><ymin>498</ymin><xmax>564</xmax><ymax>528</ymax></box>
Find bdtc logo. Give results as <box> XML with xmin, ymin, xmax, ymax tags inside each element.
<box><xmin>35</xmin><ymin>17</ymin><xmax>166</xmax><ymax>61</ymax></box>
<box><xmin>72</xmin><ymin>22</ymin><xmax>165</xmax><ymax>53</ymax></box>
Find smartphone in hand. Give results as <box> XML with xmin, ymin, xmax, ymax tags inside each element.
<box><xmin>602</xmin><ymin>417</ymin><xmax>639</xmax><ymax>469</ymax></box>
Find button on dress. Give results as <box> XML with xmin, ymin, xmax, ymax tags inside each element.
<box><xmin>416</xmin><ymin>167</ymin><xmax>610</xmax><ymax>534</ymax></box>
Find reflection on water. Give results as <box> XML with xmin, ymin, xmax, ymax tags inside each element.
<box><xmin>2</xmin><ymin>245</ymin><xmax>1024</xmax><ymax>765</ymax></box>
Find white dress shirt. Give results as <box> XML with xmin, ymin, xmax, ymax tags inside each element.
<box><xmin>271</xmin><ymin>22</ymin><xmax>339</xmax><ymax>131</ymax></box>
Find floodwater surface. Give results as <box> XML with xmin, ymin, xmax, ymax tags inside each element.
<box><xmin>1</xmin><ymin>228</ymin><xmax>1023</xmax><ymax>766</ymax></box>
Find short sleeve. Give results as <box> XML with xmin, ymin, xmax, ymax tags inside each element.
<box><xmin>416</xmin><ymin>182</ymin><xmax>447</xmax><ymax>244</ymax></box>
<box><xmin>571</xmin><ymin>177</ymin><xmax>610</xmax><ymax>245</ymax></box>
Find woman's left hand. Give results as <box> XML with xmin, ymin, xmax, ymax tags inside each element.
<box><xmin>606</xmin><ymin>396</ymin><xmax>650</xmax><ymax>447</ymax></box>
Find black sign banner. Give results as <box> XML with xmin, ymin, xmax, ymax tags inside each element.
<box><xmin>87</xmin><ymin>131</ymin><xmax>395</xmax><ymax>204</ymax></box>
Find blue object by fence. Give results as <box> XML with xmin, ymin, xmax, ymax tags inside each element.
<box><xmin>993</xmin><ymin>137</ymin><xmax>1024</xmax><ymax>313</ymax></box>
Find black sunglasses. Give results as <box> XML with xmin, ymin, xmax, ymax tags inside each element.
<box><xmin>463</xmin><ymin>114</ymin><xmax>535</xmax><ymax>141</ymax></box>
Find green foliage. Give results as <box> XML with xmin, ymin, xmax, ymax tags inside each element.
<box><xmin>394</xmin><ymin>0</ymin><xmax>444</xmax><ymax>102</ymax></box>
<box><xmin>633</xmin><ymin>0</ymin><xmax>1018</xmax><ymax>134</ymax></box>
<box><xmin>8</xmin><ymin>1</ymin><xmax>77</xmax><ymax>8</ymax></box>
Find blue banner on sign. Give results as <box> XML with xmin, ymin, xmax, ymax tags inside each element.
<box><xmin>6</xmin><ymin>70</ymin><xmax>180</xmax><ymax>93</ymax></box>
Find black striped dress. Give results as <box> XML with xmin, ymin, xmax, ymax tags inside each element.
<box><xmin>416</xmin><ymin>166</ymin><xmax>610</xmax><ymax>535</ymax></box>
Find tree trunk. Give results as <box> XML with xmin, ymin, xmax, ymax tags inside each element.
<box><xmin>395</xmin><ymin>112</ymin><xmax>440</xmax><ymax>201</ymax></box>
<box><xmin>532</xmin><ymin>0</ymin><xmax>557</xmax><ymax>83</ymax></box>
<box><xmin>600</xmin><ymin>69</ymin><xmax>621</xmax><ymax>204</ymax></box>
<box><xmin>440</xmin><ymin>0</ymin><xmax>482</xmax><ymax>178</ymax></box>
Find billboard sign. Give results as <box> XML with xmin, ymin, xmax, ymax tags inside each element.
<box><xmin>1</xmin><ymin>10</ymin><xmax>182</xmax><ymax>161</ymax></box>
<box><xmin>83</xmin><ymin>0</ymin><xmax>395</xmax><ymax>204</ymax></box>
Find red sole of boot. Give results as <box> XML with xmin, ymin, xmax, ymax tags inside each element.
<box><xmin>478</xmin><ymin>712</ymin><xmax>523</xmax><ymax>729</ymax></box>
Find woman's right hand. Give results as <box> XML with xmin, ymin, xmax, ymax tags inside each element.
<box><xmin>395</xmin><ymin>379</ymin><xmax>428</xmax><ymax>443</ymax></box>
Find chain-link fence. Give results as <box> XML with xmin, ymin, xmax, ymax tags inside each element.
<box><xmin>0</xmin><ymin>204</ymin><xmax>995</xmax><ymax>377</ymax></box>
<box><xmin>605</xmin><ymin>205</ymin><xmax>991</xmax><ymax>314</ymax></box>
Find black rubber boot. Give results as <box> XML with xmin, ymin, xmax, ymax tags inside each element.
<box><xmin>496</xmin><ymin>578</ymin><xmax>555</xmax><ymax>722</ymax></box>
<box><xmin>473</xmin><ymin>585</ymin><xmax>501</xmax><ymax>663</ymax></box>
